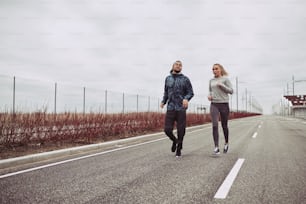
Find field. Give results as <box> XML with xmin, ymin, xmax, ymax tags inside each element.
<box><xmin>0</xmin><ymin>111</ymin><xmax>259</xmax><ymax>159</ymax></box>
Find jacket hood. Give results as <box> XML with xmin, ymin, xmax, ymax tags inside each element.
<box><xmin>170</xmin><ymin>70</ymin><xmax>182</xmax><ymax>75</ymax></box>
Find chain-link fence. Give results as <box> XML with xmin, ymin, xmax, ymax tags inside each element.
<box><xmin>0</xmin><ymin>75</ymin><xmax>208</xmax><ymax>114</ymax></box>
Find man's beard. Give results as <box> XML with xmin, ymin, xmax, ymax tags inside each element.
<box><xmin>173</xmin><ymin>70</ymin><xmax>180</xmax><ymax>73</ymax></box>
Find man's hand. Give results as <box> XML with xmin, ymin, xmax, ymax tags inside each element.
<box><xmin>160</xmin><ymin>103</ymin><xmax>165</xmax><ymax>109</ymax></box>
<box><xmin>182</xmin><ymin>99</ymin><xmax>189</xmax><ymax>108</ymax></box>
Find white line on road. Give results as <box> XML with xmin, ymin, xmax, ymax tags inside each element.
<box><xmin>0</xmin><ymin>138</ymin><xmax>165</xmax><ymax>179</ymax></box>
<box><xmin>252</xmin><ymin>132</ymin><xmax>258</xmax><ymax>138</ymax></box>
<box><xmin>0</xmin><ymin>127</ymin><xmax>208</xmax><ymax>179</ymax></box>
<box><xmin>214</xmin><ymin>158</ymin><xmax>245</xmax><ymax>199</ymax></box>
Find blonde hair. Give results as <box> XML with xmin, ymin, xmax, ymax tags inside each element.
<box><xmin>213</xmin><ymin>63</ymin><xmax>228</xmax><ymax>76</ymax></box>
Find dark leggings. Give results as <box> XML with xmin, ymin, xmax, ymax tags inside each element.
<box><xmin>210</xmin><ymin>103</ymin><xmax>229</xmax><ymax>147</ymax></box>
<box><xmin>164</xmin><ymin>110</ymin><xmax>186</xmax><ymax>150</ymax></box>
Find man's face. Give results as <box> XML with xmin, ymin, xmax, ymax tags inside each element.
<box><xmin>173</xmin><ymin>62</ymin><xmax>182</xmax><ymax>73</ymax></box>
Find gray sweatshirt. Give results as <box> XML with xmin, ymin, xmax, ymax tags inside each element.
<box><xmin>209</xmin><ymin>76</ymin><xmax>233</xmax><ymax>103</ymax></box>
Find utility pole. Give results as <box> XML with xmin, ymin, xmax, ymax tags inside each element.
<box><xmin>236</xmin><ymin>77</ymin><xmax>238</xmax><ymax>112</ymax></box>
<box><xmin>245</xmin><ymin>88</ymin><xmax>248</xmax><ymax>112</ymax></box>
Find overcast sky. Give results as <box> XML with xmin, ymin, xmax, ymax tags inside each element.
<box><xmin>1</xmin><ymin>0</ymin><xmax>306</xmax><ymax>114</ymax></box>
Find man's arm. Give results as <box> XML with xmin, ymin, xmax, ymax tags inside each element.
<box><xmin>184</xmin><ymin>77</ymin><xmax>194</xmax><ymax>101</ymax></box>
<box><xmin>161</xmin><ymin>78</ymin><xmax>168</xmax><ymax>108</ymax></box>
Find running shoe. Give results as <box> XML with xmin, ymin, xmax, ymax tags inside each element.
<box><xmin>223</xmin><ymin>143</ymin><xmax>229</xmax><ymax>153</ymax></box>
<box><xmin>213</xmin><ymin>147</ymin><xmax>220</xmax><ymax>155</ymax></box>
<box><xmin>176</xmin><ymin>148</ymin><xmax>181</xmax><ymax>157</ymax></box>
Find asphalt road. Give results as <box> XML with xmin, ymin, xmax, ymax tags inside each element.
<box><xmin>0</xmin><ymin>115</ymin><xmax>305</xmax><ymax>204</ymax></box>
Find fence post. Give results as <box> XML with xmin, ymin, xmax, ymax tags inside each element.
<box><xmin>13</xmin><ymin>76</ymin><xmax>16</xmax><ymax>115</ymax></box>
<box><xmin>83</xmin><ymin>86</ymin><xmax>86</xmax><ymax>115</ymax></box>
<box><xmin>105</xmin><ymin>90</ymin><xmax>107</xmax><ymax>114</ymax></box>
<box><xmin>54</xmin><ymin>82</ymin><xmax>57</xmax><ymax>114</ymax></box>
<box><xmin>137</xmin><ymin>94</ymin><xmax>139</xmax><ymax>113</ymax></box>
<box><xmin>122</xmin><ymin>92</ymin><xmax>125</xmax><ymax>113</ymax></box>
<box><xmin>148</xmin><ymin>96</ymin><xmax>150</xmax><ymax>112</ymax></box>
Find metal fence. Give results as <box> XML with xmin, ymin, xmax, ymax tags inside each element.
<box><xmin>0</xmin><ymin>75</ymin><xmax>208</xmax><ymax>114</ymax></box>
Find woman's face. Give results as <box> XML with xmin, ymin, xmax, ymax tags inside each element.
<box><xmin>212</xmin><ymin>65</ymin><xmax>221</xmax><ymax>77</ymax></box>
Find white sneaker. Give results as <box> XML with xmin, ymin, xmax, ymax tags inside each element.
<box><xmin>223</xmin><ymin>143</ymin><xmax>229</xmax><ymax>153</ymax></box>
<box><xmin>213</xmin><ymin>147</ymin><xmax>220</xmax><ymax>155</ymax></box>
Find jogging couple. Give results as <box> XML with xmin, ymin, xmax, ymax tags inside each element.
<box><xmin>160</xmin><ymin>60</ymin><xmax>233</xmax><ymax>157</ymax></box>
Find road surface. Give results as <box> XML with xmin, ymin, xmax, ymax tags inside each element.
<box><xmin>0</xmin><ymin>115</ymin><xmax>305</xmax><ymax>204</ymax></box>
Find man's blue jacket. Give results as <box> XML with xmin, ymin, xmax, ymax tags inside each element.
<box><xmin>162</xmin><ymin>72</ymin><xmax>194</xmax><ymax>111</ymax></box>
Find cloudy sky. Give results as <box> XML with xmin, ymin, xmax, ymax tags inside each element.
<box><xmin>1</xmin><ymin>0</ymin><xmax>306</xmax><ymax>114</ymax></box>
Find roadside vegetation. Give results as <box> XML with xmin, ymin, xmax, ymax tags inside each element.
<box><xmin>0</xmin><ymin>111</ymin><xmax>260</xmax><ymax>159</ymax></box>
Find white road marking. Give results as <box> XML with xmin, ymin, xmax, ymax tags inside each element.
<box><xmin>252</xmin><ymin>132</ymin><xmax>258</xmax><ymax>138</ymax></box>
<box><xmin>0</xmin><ymin>128</ymin><xmax>208</xmax><ymax>179</ymax></box>
<box><xmin>0</xmin><ymin>138</ymin><xmax>165</xmax><ymax>179</ymax></box>
<box><xmin>214</xmin><ymin>158</ymin><xmax>245</xmax><ymax>199</ymax></box>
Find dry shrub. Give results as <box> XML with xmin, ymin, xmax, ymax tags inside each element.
<box><xmin>0</xmin><ymin>111</ymin><xmax>260</xmax><ymax>149</ymax></box>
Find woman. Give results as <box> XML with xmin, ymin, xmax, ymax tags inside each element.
<box><xmin>208</xmin><ymin>63</ymin><xmax>233</xmax><ymax>155</ymax></box>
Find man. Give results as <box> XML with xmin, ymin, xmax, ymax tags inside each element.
<box><xmin>160</xmin><ymin>60</ymin><xmax>194</xmax><ymax>157</ymax></box>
